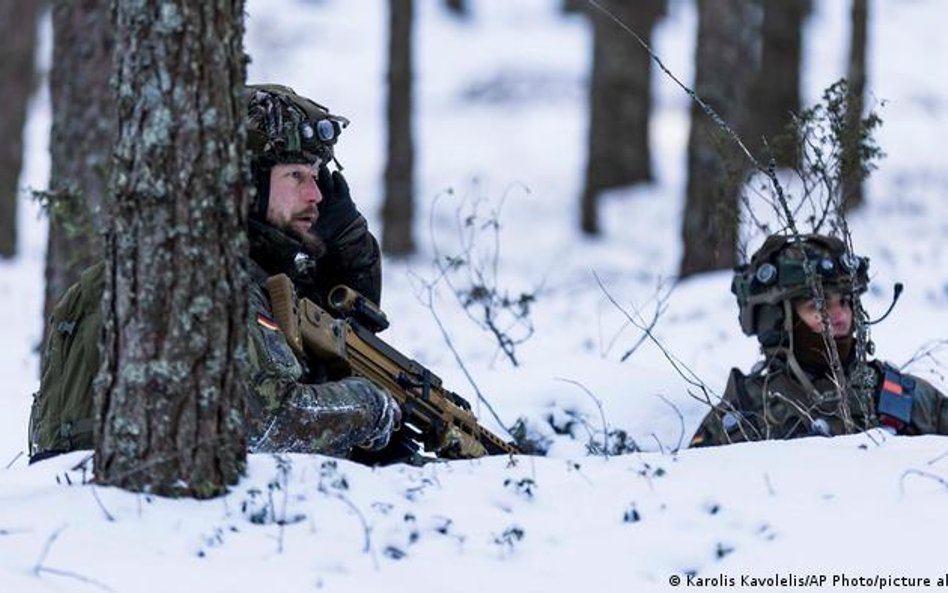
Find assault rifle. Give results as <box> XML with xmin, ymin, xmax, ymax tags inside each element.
<box><xmin>266</xmin><ymin>274</ymin><xmax>519</xmax><ymax>463</ymax></box>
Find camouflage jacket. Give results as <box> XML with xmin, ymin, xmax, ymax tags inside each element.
<box><xmin>245</xmin><ymin>215</ymin><xmax>385</xmax><ymax>456</ymax></box>
<box><xmin>690</xmin><ymin>355</ymin><xmax>948</xmax><ymax>447</ymax></box>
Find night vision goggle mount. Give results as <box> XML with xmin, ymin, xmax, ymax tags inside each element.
<box><xmin>732</xmin><ymin>234</ymin><xmax>870</xmax><ymax>347</ymax></box>
<box><xmin>247</xmin><ymin>84</ymin><xmax>350</xmax><ymax>166</ymax></box>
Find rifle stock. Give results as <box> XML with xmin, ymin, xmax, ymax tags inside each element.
<box><xmin>265</xmin><ymin>274</ymin><xmax>519</xmax><ymax>459</ymax></box>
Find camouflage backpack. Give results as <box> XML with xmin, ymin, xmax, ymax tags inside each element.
<box><xmin>28</xmin><ymin>262</ymin><xmax>105</xmax><ymax>462</ymax></box>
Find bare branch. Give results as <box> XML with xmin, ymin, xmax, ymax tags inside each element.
<box><xmin>555</xmin><ymin>377</ymin><xmax>610</xmax><ymax>460</ymax></box>
<box><xmin>5</xmin><ymin>451</ymin><xmax>24</xmax><ymax>469</ymax></box>
<box><xmin>899</xmin><ymin>468</ymin><xmax>948</xmax><ymax>498</ymax></box>
<box><xmin>655</xmin><ymin>393</ymin><xmax>686</xmax><ymax>454</ymax></box>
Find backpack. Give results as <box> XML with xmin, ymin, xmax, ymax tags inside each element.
<box><xmin>28</xmin><ymin>262</ymin><xmax>105</xmax><ymax>462</ymax></box>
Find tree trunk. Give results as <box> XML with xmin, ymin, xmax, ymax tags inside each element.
<box><xmin>444</xmin><ymin>0</ymin><xmax>466</xmax><ymax>18</ymax></box>
<box><xmin>95</xmin><ymin>0</ymin><xmax>249</xmax><ymax>498</ymax></box>
<box><xmin>0</xmin><ymin>0</ymin><xmax>42</xmax><ymax>259</ymax></box>
<box><xmin>842</xmin><ymin>0</ymin><xmax>868</xmax><ymax>211</ymax></box>
<box><xmin>381</xmin><ymin>0</ymin><xmax>415</xmax><ymax>256</ymax></box>
<box><xmin>679</xmin><ymin>0</ymin><xmax>760</xmax><ymax>278</ymax></box>
<box><xmin>44</xmin><ymin>0</ymin><xmax>113</xmax><ymax>323</ymax></box>
<box><xmin>748</xmin><ymin>0</ymin><xmax>811</xmax><ymax>168</ymax></box>
<box><xmin>580</xmin><ymin>0</ymin><xmax>666</xmax><ymax>235</ymax></box>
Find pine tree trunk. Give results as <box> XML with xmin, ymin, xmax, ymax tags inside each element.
<box><xmin>44</xmin><ymin>0</ymin><xmax>113</xmax><ymax>322</ymax></box>
<box><xmin>580</xmin><ymin>0</ymin><xmax>665</xmax><ymax>235</ymax></box>
<box><xmin>444</xmin><ymin>0</ymin><xmax>466</xmax><ymax>18</ymax></box>
<box><xmin>0</xmin><ymin>0</ymin><xmax>42</xmax><ymax>259</ymax></box>
<box><xmin>382</xmin><ymin>0</ymin><xmax>415</xmax><ymax>256</ymax></box>
<box><xmin>842</xmin><ymin>0</ymin><xmax>868</xmax><ymax>211</ymax></box>
<box><xmin>679</xmin><ymin>0</ymin><xmax>759</xmax><ymax>278</ymax></box>
<box><xmin>748</xmin><ymin>0</ymin><xmax>811</xmax><ymax>168</ymax></box>
<box><xmin>95</xmin><ymin>0</ymin><xmax>249</xmax><ymax>498</ymax></box>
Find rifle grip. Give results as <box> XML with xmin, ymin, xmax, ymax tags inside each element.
<box><xmin>265</xmin><ymin>274</ymin><xmax>304</xmax><ymax>356</ymax></box>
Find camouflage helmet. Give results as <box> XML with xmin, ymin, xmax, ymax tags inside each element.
<box><xmin>245</xmin><ymin>84</ymin><xmax>349</xmax><ymax>166</ymax></box>
<box><xmin>732</xmin><ymin>234</ymin><xmax>870</xmax><ymax>347</ymax></box>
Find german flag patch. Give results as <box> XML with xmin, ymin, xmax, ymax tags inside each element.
<box><xmin>256</xmin><ymin>312</ymin><xmax>280</xmax><ymax>331</ymax></box>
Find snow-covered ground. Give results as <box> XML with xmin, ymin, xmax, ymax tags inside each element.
<box><xmin>2</xmin><ymin>1</ymin><xmax>947</xmax><ymax>591</ymax></box>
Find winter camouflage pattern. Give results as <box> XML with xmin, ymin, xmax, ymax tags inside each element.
<box><xmin>690</xmin><ymin>359</ymin><xmax>948</xmax><ymax>447</ymax></box>
<box><xmin>246</xmin><ymin>271</ymin><xmax>397</xmax><ymax>456</ymax></box>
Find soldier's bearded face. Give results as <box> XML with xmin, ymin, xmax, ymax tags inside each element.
<box><xmin>793</xmin><ymin>292</ymin><xmax>853</xmax><ymax>337</ymax></box>
<box><xmin>267</xmin><ymin>163</ymin><xmax>323</xmax><ymax>237</ymax></box>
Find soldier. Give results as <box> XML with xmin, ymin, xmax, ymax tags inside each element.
<box><xmin>243</xmin><ymin>85</ymin><xmax>399</xmax><ymax>456</ymax></box>
<box><xmin>28</xmin><ymin>85</ymin><xmax>399</xmax><ymax>462</ymax></box>
<box><xmin>689</xmin><ymin>233</ymin><xmax>948</xmax><ymax>447</ymax></box>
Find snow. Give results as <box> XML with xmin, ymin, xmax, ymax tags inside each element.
<box><xmin>2</xmin><ymin>1</ymin><xmax>947</xmax><ymax>592</ymax></box>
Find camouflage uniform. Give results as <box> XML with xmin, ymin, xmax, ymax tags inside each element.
<box><xmin>690</xmin><ymin>234</ymin><xmax>948</xmax><ymax>447</ymax></box>
<box><xmin>27</xmin><ymin>84</ymin><xmax>397</xmax><ymax>462</ymax></box>
<box><xmin>245</xmin><ymin>226</ymin><xmax>392</xmax><ymax>455</ymax></box>
<box><xmin>690</xmin><ymin>357</ymin><xmax>948</xmax><ymax>447</ymax></box>
<box><xmin>243</xmin><ymin>84</ymin><xmax>397</xmax><ymax>457</ymax></box>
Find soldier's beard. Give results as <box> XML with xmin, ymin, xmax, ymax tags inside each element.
<box><xmin>279</xmin><ymin>222</ymin><xmax>326</xmax><ymax>258</ymax></box>
<box><xmin>792</xmin><ymin>317</ymin><xmax>854</xmax><ymax>372</ymax></box>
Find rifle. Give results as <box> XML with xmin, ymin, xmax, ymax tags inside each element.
<box><xmin>265</xmin><ymin>274</ymin><xmax>519</xmax><ymax>462</ymax></box>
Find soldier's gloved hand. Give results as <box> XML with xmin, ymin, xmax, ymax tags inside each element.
<box><xmin>315</xmin><ymin>166</ymin><xmax>361</xmax><ymax>244</ymax></box>
<box><xmin>340</xmin><ymin>376</ymin><xmax>401</xmax><ymax>451</ymax></box>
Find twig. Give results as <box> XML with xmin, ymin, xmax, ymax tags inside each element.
<box><xmin>928</xmin><ymin>449</ymin><xmax>948</xmax><ymax>467</ymax></box>
<box><xmin>90</xmin><ymin>486</ymin><xmax>116</xmax><ymax>522</ymax></box>
<box><xmin>620</xmin><ymin>282</ymin><xmax>670</xmax><ymax>362</ymax></box>
<box><xmin>33</xmin><ymin>524</ymin><xmax>68</xmax><ymax>575</ymax></box>
<box><xmin>555</xmin><ymin>377</ymin><xmax>610</xmax><ymax>459</ymax></box>
<box><xmin>899</xmin><ymin>469</ymin><xmax>948</xmax><ymax>498</ymax></box>
<box><xmin>410</xmin><ymin>271</ymin><xmax>510</xmax><ymax>434</ymax></box>
<box><xmin>36</xmin><ymin>566</ymin><xmax>117</xmax><ymax>593</ymax></box>
<box><xmin>649</xmin><ymin>434</ymin><xmax>666</xmax><ymax>456</ymax></box>
<box><xmin>5</xmin><ymin>451</ymin><xmax>24</xmax><ymax>469</ymax></box>
<box><xmin>655</xmin><ymin>393</ymin><xmax>686</xmax><ymax>454</ymax></box>
<box><xmin>594</xmin><ymin>272</ymin><xmax>713</xmax><ymax>399</ymax></box>
<box><xmin>900</xmin><ymin>339</ymin><xmax>948</xmax><ymax>372</ymax></box>
<box><xmin>335</xmin><ymin>494</ymin><xmax>376</xmax><ymax>567</ymax></box>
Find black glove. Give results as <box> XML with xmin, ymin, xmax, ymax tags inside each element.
<box><xmin>315</xmin><ymin>166</ymin><xmax>361</xmax><ymax>244</ymax></box>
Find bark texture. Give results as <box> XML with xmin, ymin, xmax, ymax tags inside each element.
<box><xmin>44</xmin><ymin>0</ymin><xmax>113</xmax><ymax>322</ymax></box>
<box><xmin>679</xmin><ymin>0</ymin><xmax>759</xmax><ymax>278</ymax></box>
<box><xmin>0</xmin><ymin>0</ymin><xmax>42</xmax><ymax>258</ymax></box>
<box><xmin>842</xmin><ymin>0</ymin><xmax>868</xmax><ymax>211</ymax></box>
<box><xmin>381</xmin><ymin>0</ymin><xmax>416</xmax><ymax>256</ymax></box>
<box><xmin>580</xmin><ymin>0</ymin><xmax>666</xmax><ymax>235</ymax></box>
<box><xmin>95</xmin><ymin>0</ymin><xmax>249</xmax><ymax>498</ymax></box>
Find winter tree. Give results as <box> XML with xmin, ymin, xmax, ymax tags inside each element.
<box><xmin>747</xmin><ymin>0</ymin><xmax>811</xmax><ymax>168</ymax></box>
<box><xmin>444</xmin><ymin>0</ymin><xmax>467</xmax><ymax>18</ymax></box>
<box><xmin>842</xmin><ymin>0</ymin><xmax>868</xmax><ymax>211</ymax></box>
<box><xmin>679</xmin><ymin>0</ymin><xmax>760</xmax><ymax>278</ymax></box>
<box><xmin>580</xmin><ymin>0</ymin><xmax>666</xmax><ymax>235</ymax></box>
<box><xmin>43</xmin><ymin>0</ymin><xmax>113</xmax><ymax>322</ymax></box>
<box><xmin>0</xmin><ymin>0</ymin><xmax>42</xmax><ymax>259</ymax></box>
<box><xmin>382</xmin><ymin>0</ymin><xmax>416</xmax><ymax>256</ymax></box>
<box><xmin>95</xmin><ymin>0</ymin><xmax>249</xmax><ymax>498</ymax></box>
